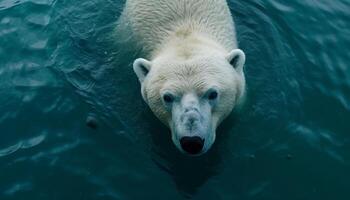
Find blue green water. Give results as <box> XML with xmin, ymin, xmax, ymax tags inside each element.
<box><xmin>1</xmin><ymin>0</ymin><xmax>350</xmax><ymax>199</ymax></box>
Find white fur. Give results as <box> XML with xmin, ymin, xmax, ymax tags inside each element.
<box><xmin>118</xmin><ymin>0</ymin><xmax>246</xmax><ymax>155</ymax></box>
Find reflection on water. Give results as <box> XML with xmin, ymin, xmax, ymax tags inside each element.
<box><xmin>0</xmin><ymin>0</ymin><xmax>349</xmax><ymax>199</ymax></box>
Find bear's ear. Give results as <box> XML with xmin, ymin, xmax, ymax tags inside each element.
<box><xmin>226</xmin><ymin>49</ymin><xmax>246</xmax><ymax>74</ymax></box>
<box><xmin>133</xmin><ymin>58</ymin><xmax>152</xmax><ymax>83</ymax></box>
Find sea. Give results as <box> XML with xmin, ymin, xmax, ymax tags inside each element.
<box><xmin>0</xmin><ymin>0</ymin><xmax>349</xmax><ymax>199</ymax></box>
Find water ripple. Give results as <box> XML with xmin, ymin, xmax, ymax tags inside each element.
<box><xmin>4</xmin><ymin>182</ymin><xmax>33</xmax><ymax>196</ymax></box>
<box><xmin>0</xmin><ymin>134</ymin><xmax>46</xmax><ymax>157</ymax></box>
<box><xmin>288</xmin><ymin>122</ymin><xmax>346</xmax><ymax>163</ymax></box>
<box><xmin>26</xmin><ymin>13</ymin><xmax>50</xmax><ymax>26</ymax></box>
<box><xmin>0</xmin><ymin>0</ymin><xmax>54</xmax><ymax>10</ymax></box>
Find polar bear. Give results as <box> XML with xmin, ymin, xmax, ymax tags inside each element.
<box><xmin>118</xmin><ymin>0</ymin><xmax>246</xmax><ymax>155</ymax></box>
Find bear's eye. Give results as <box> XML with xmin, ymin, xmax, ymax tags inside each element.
<box><xmin>163</xmin><ymin>93</ymin><xmax>174</xmax><ymax>103</ymax></box>
<box><xmin>208</xmin><ymin>90</ymin><xmax>218</xmax><ymax>100</ymax></box>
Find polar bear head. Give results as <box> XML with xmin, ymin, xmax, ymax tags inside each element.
<box><xmin>133</xmin><ymin>49</ymin><xmax>246</xmax><ymax>155</ymax></box>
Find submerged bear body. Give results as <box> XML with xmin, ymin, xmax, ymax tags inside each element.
<box><xmin>120</xmin><ymin>0</ymin><xmax>238</xmax><ymax>57</ymax></box>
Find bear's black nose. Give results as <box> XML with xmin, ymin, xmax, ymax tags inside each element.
<box><xmin>180</xmin><ymin>136</ymin><xmax>204</xmax><ymax>155</ymax></box>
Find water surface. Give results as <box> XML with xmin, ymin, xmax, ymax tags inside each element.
<box><xmin>0</xmin><ymin>0</ymin><xmax>350</xmax><ymax>199</ymax></box>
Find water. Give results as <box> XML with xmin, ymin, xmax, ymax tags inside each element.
<box><xmin>0</xmin><ymin>0</ymin><xmax>349</xmax><ymax>199</ymax></box>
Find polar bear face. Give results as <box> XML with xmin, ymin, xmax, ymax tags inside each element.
<box><xmin>133</xmin><ymin>49</ymin><xmax>246</xmax><ymax>155</ymax></box>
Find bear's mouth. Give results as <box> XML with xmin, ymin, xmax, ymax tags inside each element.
<box><xmin>179</xmin><ymin>136</ymin><xmax>205</xmax><ymax>155</ymax></box>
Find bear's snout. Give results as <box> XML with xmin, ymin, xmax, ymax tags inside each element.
<box><xmin>181</xmin><ymin>111</ymin><xmax>201</xmax><ymax>129</ymax></box>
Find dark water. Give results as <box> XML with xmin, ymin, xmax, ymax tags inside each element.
<box><xmin>1</xmin><ymin>0</ymin><xmax>350</xmax><ymax>199</ymax></box>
